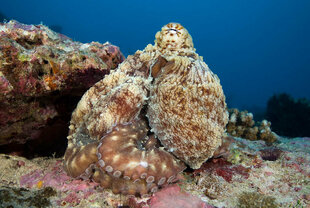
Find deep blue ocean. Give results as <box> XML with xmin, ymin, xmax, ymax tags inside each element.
<box><xmin>1</xmin><ymin>0</ymin><xmax>310</xmax><ymax>113</ymax></box>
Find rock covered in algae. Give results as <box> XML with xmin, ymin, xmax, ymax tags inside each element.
<box><xmin>1</xmin><ymin>138</ymin><xmax>309</xmax><ymax>207</ymax></box>
<box><xmin>0</xmin><ymin>20</ymin><xmax>124</xmax><ymax>153</ymax></box>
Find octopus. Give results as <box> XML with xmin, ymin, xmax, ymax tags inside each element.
<box><xmin>64</xmin><ymin>23</ymin><xmax>229</xmax><ymax>196</ymax></box>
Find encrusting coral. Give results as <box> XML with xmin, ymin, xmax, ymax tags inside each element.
<box><xmin>226</xmin><ymin>108</ymin><xmax>278</xmax><ymax>144</ymax></box>
<box><xmin>64</xmin><ymin>23</ymin><xmax>228</xmax><ymax>195</ymax></box>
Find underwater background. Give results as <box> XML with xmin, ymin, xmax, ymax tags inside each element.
<box><xmin>2</xmin><ymin>0</ymin><xmax>310</xmax><ymax>112</ymax></box>
<box><xmin>1</xmin><ymin>1</ymin><xmax>310</xmax><ymax>207</ymax></box>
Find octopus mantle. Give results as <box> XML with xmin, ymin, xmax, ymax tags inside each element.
<box><xmin>64</xmin><ymin>23</ymin><xmax>228</xmax><ymax>196</ymax></box>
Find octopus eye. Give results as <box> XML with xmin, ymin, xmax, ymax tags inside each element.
<box><xmin>168</xmin><ymin>28</ymin><xmax>177</xmax><ymax>33</ymax></box>
<box><xmin>156</xmin><ymin>23</ymin><xmax>194</xmax><ymax>52</ymax></box>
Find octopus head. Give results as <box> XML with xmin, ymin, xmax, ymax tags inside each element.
<box><xmin>155</xmin><ymin>23</ymin><xmax>195</xmax><ymax>54</ymax></box>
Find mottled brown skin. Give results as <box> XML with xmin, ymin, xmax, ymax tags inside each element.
<box><xmin>64</xmin><ymin>23</ymin><xmax>228</xmax><ymax>195</ymax></box>
<box><xmin>147</xmin><ymin>56</ymin><xmax>228</xmax><ymax>169</ymax></box>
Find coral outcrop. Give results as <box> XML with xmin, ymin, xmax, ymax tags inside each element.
<box><xmin>64</xmin><ymin>23</ymin><xmax>228</xmax><ymax>195</ymax></box>
<box><xmin>0</xmin><ymin>20</ymin><xmax>124</xmax><ymax>156</ymax></box>
<box><xmin>226</xmin><ymin>108</ymin><xmax>278</xmax><ymax>144</ymax></box>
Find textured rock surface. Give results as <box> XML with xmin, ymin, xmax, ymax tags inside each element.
<box><xmin>0</xmin><ymin>20</ymin><xmax>124</xmax><ymax>156</ymax></box>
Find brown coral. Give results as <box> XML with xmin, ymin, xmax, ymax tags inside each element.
<box><xmin>226</xmin><ymin>108</ymin><xmax>278</xmax><ymax>144</ymax></box>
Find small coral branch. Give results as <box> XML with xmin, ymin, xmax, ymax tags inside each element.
<box><xmin>226</xmin><ymin>108</ymin><xmax>278</xmax><ymax>144</ymax></box>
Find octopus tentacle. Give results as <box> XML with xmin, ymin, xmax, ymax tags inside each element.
<box><xmin>95</xmin><ymin>119</ymin><xmax>185</xmax><ymax>195</ymax></box>
<box><xmin>64</xmin><ymin>118</ymin><xmax>185</xmax><ymax>195</ymax></box>
<box><xmin>64</xmin><ymin>141</ymin><xmax>99</xmax><ymax>178</ymax></box>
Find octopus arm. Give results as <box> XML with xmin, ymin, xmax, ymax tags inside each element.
<box><xmin>68</xmin><ymin>72</ymin><xmax>149</xmax><ymax>147</ymax></box>
<box><xmin>95</xmin><ymin>119</ymin><xmax>185</xmax><ymax>195</ymax></box>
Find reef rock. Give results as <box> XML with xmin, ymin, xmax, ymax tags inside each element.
<box><xmin>0</xmin><ymin>20</ymin><xmax>124</xmax><ymax>156</ymax></box>
<box><xmin>1</xmin><ymin>135</ymin><xmax>309</xmax><ymax>207</ymax></box>
<box><xmin>64</xmin><ymin>23</ymin><xmax>228</xmax><ymax>195</ymax></box>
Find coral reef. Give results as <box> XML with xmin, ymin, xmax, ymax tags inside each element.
<box><xmin>0</xmin><ymin>135</ymin><xmax>309</xmax><ymax>207</ymax></box>
<box><xmin>2</xmin><ymin>20</ymin><xmax>309</xmax><ymax>207</ymax></box>
<box><xmin>64</xmin><ymin>22</ymin><xmax>228</xmax><ymax>195</ymax></box>
<box><xmin>182</xmin><ymin>136</ymin><xmax>310</xmax><ymax>207</ymax></box>
<box><xmin>0</xmin><ymin>20</ymin><xmax>124</xmax><ymax>156</ymax></box>
<box><xmin>266</xmin><ymin>93</ymin><xmax>310</xmax><ymax>137</ymax></box>
<box><xmin>226</xmin><ymin>108</ymin><xmax>278</xmax><ymax>144</ymax></box>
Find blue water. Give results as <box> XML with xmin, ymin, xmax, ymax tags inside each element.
<box><xmin>1</xmin><ymin>0</ymin><xmax>310</xmax><ymax>112</ymax></box>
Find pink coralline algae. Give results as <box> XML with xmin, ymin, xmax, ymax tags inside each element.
<box><xmin>128</xmin><ymin>185</ymin><xmax>214</xmax><ymax>208</ymax></box>
<box><xmin>148</xmin><ymin>185</ymin><xmax>213</xmax><ymax>208</ymax></box>
<box><xmin>20</xmin><ymin>160</ymin><xmax>98</xmax><ymax>192</ymax></box>
<box><xmin>19</xmin><ymin>160</ymin><xmax>100</xmax><ymax>206</ymax></box>
<box><xmin>0</xmin><ymin>20</ymin><xmax>124</xmax><ymax>155</ymax></box>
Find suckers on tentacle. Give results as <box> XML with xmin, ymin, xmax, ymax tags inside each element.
<box><xmin>64</xmin><ymin>119</ymin><xmax>185</xmax><ymax>195</ymax></box>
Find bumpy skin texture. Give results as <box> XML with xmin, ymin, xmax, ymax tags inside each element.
<box><xmin>147</xmin><ymin>57</ymin><xmax>228</xmax><ymax>168</ymax></box>
<box><xmin>64</xmin><ymin>23</ymin><xmax>228</xmax><ymax>195</ymax></box>
<box><xmin>148</xmin><ymin>23</ymin><xmax>228</xmax><ymax>169</ymax></box>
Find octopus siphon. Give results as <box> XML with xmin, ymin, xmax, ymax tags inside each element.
<box><xmin>64</xmin><ymin>23</ymin><xmax>229</xmax><ymax>196</ymax></box>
